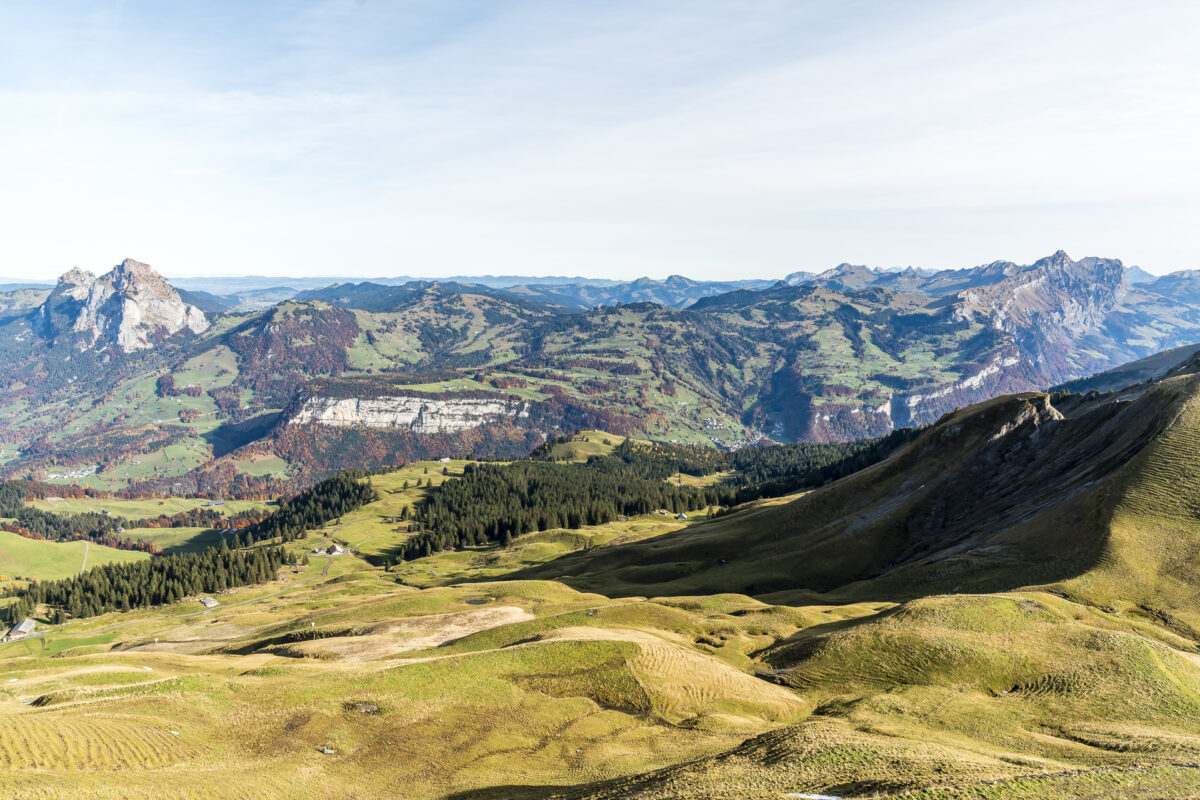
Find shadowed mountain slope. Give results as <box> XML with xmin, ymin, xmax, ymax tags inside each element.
<box><xmin>1054</xmin><ymin>341</ymin><xmax>1200</xmax><ymax>395</ymax></box>
<box><xmin>525</xmin><ymin>353</ymin><xmax>1200</xmax><ymax>627</ymax></box>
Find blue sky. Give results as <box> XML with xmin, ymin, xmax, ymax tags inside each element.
<box><xmin>1</xmin><ymin>1</ymin><xmax>1197</xmax><ymax>280</ymax></box>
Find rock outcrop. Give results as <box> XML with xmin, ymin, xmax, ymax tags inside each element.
<box><xmin>950</xmin><ymin>250</ymin><xmax>1128</xmax><ymax>336</ymax></box>
<box><xmin>288</xmin><ymin>395</ymin><xmax>531</xmax><ymax>434</ymax></box>
<box><xmin>36</xmin><ymin>259</ymin><xmax>208</xmax><ymax>351</ymax></box>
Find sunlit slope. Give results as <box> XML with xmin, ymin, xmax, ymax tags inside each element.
<box><xmin>13</xmin><ymin>361</ymin><xmax>1200</xmax><ymax>798</ymax></box>
<box><xmin>526</xmin><ymin>359</ymin><xmax>1200</xmax><ymax>621</ymax></box>
<box><xmin>493</xmin><ymin>591</ymin><xmax>1200</xmax><ymax>800</ymax></box>
<box><xmin>0</xmin><ymin>548</ymin><xmax>834</xmax><ymax>800</ymax></box>
<box><xmin>9</xmin><ymin>491</ymin><xmax>1200</xmax><ymax>797</ymax></box>
<box><xmin>1059</xmin><ymin>371</ymin><xmax>1200</xmax><ymax>628</ymax></box>
<box><xmin>0</xmin><ymin>530</ymin><xmax>149</xmax><ymax>582</ymax></box>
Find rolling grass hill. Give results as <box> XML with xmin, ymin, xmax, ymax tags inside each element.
<box><xmin>0</xmin><ymin>530</ymin><xmax>148</xmax><ymax>583</ymax></box>
<box><xmin>5</xmin><ymin>498</ymin><xmax>1200</xmax><ymax>798</ymax></box>
<box><xmin>536</xmin><ymin>431</ymin><xmax>627</xmax><ymax>462</ymax></box>
<box><xmin>523</xmin><ymin>354</ymin><xmax>1200</xmax><ymax>631</ymax></box>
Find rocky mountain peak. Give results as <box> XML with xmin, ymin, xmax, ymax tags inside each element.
<box><xmin>1027</xmin><ymin>250</ymin><xmax>1126</xmax><ymax>285</ymax></box>
<box><xmin>58</xmin><ymin>267</ymin><xmax>97</xmax><ymax>287</ymax></box>
<box><xmin>947</xmin><ymin>251</ymin><xmax>1131</xmax><ymax>386</ymax></box>
<box><xmin>823</xmin><ymin>262</ymin><xmax>871</xmax><ymax>276</ymax></box>
<box><xmin>110</xmin><ymin>258</ymin><xmax>169</xmax><ymax>291</ymax></box>
<box><xmin>35</xmin><ymin>258</ymin><xmax>209</xmax><ymax>352</ymax></box>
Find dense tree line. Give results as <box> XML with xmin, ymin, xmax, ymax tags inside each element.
<box><xmin>119</xmin><ymin>460</ymin><xmax>290</xmax><ymax>500</ymax></box>
<box><xmin>398</xmin><ymin>426</ymin><xmax>927</xmax><ymax>560</ymax></box>
<box><xmin>0</xmin><ymin>481</ymin><xmax>24</xmax><ymax>516</ymax></box>
<box><xmin>4</xmin><ymin>594</ymin><xmax>34</xmax><ymax>625</ymax></box>
<box><xmin>235</xmin><ymin>470</ymin><xmax>376</xmax><ymax>545</ymax></box>
<box><xmin>398</xmin><ymin>439</ymin><xmax>736</xmax><ymax>559</ymax></box>
<box><xmin>723</xmin><ymin>426</ymin><xmax>924</xmax><ymax>502</ymax></box>
<box><xmin>117</xmin><ymin>506</ymin><xmax>268</xmax><ymax>532</ymax></box>
<box><xmin>8</xmin><ymin>543</ymin><xmax>286</xmax><ymax>619</ymax></box>
<box><xmin>156</xmin><ymin>373</ymin><xmax>177</xmax><ymax>397</ymax></box>
<box><xmin>0</xmin><ymin>511</ymin><xmax>159</xmax><ymax>554</ymax></box>
<box><xmin>0</xmin><ymin>483</ymin><xmax>152</xmax><ymax>552</ymax></box>
<box><xmin>6</xmin><ymin>480</ymin><xmax>108</xmax><ymax>501</ymax></box>
<box><xmin>0</xmin><ymin>481</ymin><xmax>270</xmax><ymax>552</ymax></box>
<box><xmin>531</xmin><ymin>436</ymin><xmax>725</xmax><ymax>476</ymax></box>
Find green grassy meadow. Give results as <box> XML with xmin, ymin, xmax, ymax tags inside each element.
<box><xmin>117</xmin><ymin>527</ymin><xmax>223</xmax><ymax>555</ymax></box>
<box><xmin>5</xmin><ymin>473</ymin><xmax>1200</xmax><ymax>799</ymax></box>
<box><xmin>0</xmin><ymin>530</ymin><xmax>148</xmax><ymax>583</ymax></box>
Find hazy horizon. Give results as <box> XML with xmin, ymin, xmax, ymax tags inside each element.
<box><xmin>0</xmin><ymin>247</ymin><xmax>1180</xmax><ymax>287</ymax></box>
<box><xmin>3</xmin><ymin>1</ymin><xmax>1198</xmax><ymax>280</ymax></box>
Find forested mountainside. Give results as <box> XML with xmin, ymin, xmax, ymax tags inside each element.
<box><xmin>1</xmin><ymin>252</ymin><xmax>1199</xmax><ymax>494</ymax></box>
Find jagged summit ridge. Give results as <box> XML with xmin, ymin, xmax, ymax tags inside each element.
<box><xmin>36</xmin><ymin>258</ymin><xmax>208</xmax><ymax>351</ymax></box>
<box><xmin>947</xmin><ymin>251</ymin><xmax>1130</xmax><ymax>375</ymax></box>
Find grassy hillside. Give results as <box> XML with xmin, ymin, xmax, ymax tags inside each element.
<box><xmin>522</xmin><ymin>361</ymin><xmax>1200</xmax><ymax>625</ymax></box>
<box><xmin>0</xmin><ymin>530</ymin><xmax>148</xmax><ymax>583</ymax></box>
<box><xmin>7</xmin><ymin>363</ymin><xmax>1200</xmax><ymax>797</ymax></box>
<box><xmin>537</xmin><ymin>431</ymin><xmax>627</xmax><ymax>462</ymax></box>
<box><xmin>4</xmin><ymin>509</ymin><xmax>1200</xmax><ymax>798</ymax></box>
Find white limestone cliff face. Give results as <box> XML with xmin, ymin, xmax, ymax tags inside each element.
<box><xmin>37</xmin><ymin>258</ymin><xmax>208</xmax><ymax>352</ymax></box>
<box><xmin>289</xmin><ymin>395</ymin><xmax>531</xmax><ymax>434</ymax></box>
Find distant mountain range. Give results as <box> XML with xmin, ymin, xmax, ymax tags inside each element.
<box><xmin>0</xmin><ymin>259</ymin><xmax>1192</xmax><ymax>311</ymax></box>
<box><xmin>2</xmin><ymin>251</ymin><xmax>1200</xmax><ymax>492</ymax></box>
<box><xmin>294</xmin><ymin>275</ymin><xmax>776</xmax><ymax>312</ymax></box>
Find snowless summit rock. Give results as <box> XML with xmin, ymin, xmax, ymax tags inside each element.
<box><xmin>36</xmin><ymin>258</ymin><xmax>209</xmax><ymax>351</ymax></box>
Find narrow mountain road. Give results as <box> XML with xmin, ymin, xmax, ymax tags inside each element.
<box><xmin>22</xmin><ymin>556</ymin><xmax>335</xmax><ymax>643</ymax></box>
<box><xmin>78</xmin><ymin>542</ymin><xmax>90</xmax><ymax>574</ymax></box>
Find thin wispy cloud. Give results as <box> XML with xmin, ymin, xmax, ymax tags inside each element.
<box><xmin>1</xmin><ymin>0</ymin><xmax>1197</xmax><ymax>279</ymax></box>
